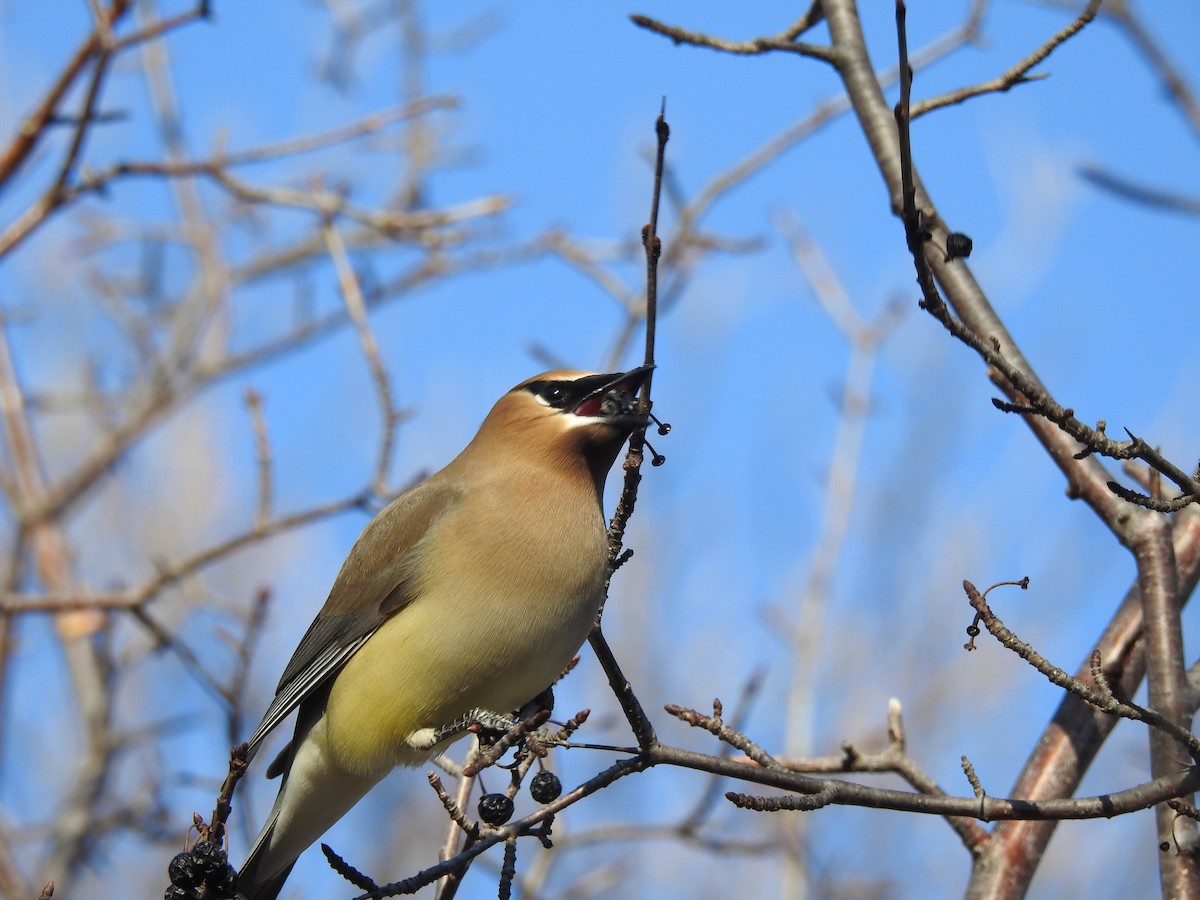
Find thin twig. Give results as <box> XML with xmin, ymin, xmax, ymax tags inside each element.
<box><xmin>962</xmin><ymin>580</ymin><xmax>1200</xmax><ymax>763</ymax></box>
<box><xmin>911</xmin><ymin>0</ymin><xmax>1101</xmax><ymax>118</ymax></box>
<box><xmin>321</xmin><ymin>214</ymin><xmax>397</xmax><ymax>493</ymax></box>
<box><xmin>436</xmin><ymin>738</ymin><xmax>482</xmax><ymax>900</ymax></box>
<box><xmin>244</xmin><ymin>388</ymin><xmax>272</xmax><ymax>528</ymax></box>
<box><xmin>889</xmin><ymin>3</ymin><xmax>1200</xmax><ymax>513</ymax></box>
<box><xmin>0</xmin><ymin>492</ymin><xmax>373</xmax><ymax>612</ymax></box>
<box><xmin>204</xmin><ymin>743</ymin><xmax>250</xmax><ymax>847</ymax></box>
<box><xmin>595</xmin><ymin>106</ymin><xmax>671</xmax><ymax>752</ymax></box>
<box><xmin>629</xmin><ymin>14</ymin><xmax>837</xmax><ymax>64</ymax></box>
<box><xmin>0</xmin><ymin>0</ymin><xmax>135</xmax><ymax>189</ymax></box>
<box><xmin>1078</xmin><ymin>164</ymin><xmax>1200</xmax><ymax>216</ymax></box>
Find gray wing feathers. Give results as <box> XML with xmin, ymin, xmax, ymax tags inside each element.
<box><xmin>244</xmin><ymin>478</ymin><xmax>462</xmax><ymax>756</ymax></box>
<box><xmin>247</xmin><ymin>630</ymin><xmax>371</xmax><ymax>755</ymax></box>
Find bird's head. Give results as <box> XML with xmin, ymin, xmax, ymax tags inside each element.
<box><xmin>515</xmin><ymin>366</ymin><xmax>652</xmax><ymax>430</ymax></box>
<box><xmin>471</xmin><ymin>366</ymin><xmax>654</xmax><ymax>492</ymax></box>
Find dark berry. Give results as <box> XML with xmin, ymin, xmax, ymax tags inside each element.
<box><xmin>945</xmin><ymin>231</ymin><xmax>973</xmax><ymax>260</ymax></box>
<box><xmin>204</xmin><ymin>863</ymin><xmax>239</xmax><ymax>898</ymax></box>
<box><xmin>168</xmin><ymin>852</ymin><xmax>200</xmax><ymax>888</ymax></box>
<box><xmin>192</xmin><ymin>839</ymin><xmax>227</xmax><ymax>874</ymax></box>
<box><xmin>164</xmin><ymin>886</ymin><xmax>193</xmax><ymax>900</ymax></box>
<box><xmin>529</xmin><ymin>772</ymin><xmax>562</xmax><ymax>804</ymax></box>
<box><xmin>478</xmin><ymin>792</ymin><xmax>515</xmax><ymax>825</ymax></box>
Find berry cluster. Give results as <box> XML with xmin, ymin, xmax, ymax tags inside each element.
<box><xmin>165</xmin><ymin>840</ymin><xmax>238</xmax><ymax>900</ymax></box>
<box><xmin>476</xmin><ymin>771</ymin><xmax>564</xmax><ymax>826</ymax></box>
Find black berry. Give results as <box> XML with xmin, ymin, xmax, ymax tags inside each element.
<box><xmin>168</xmin><ymin>852</ymin><xmax>200</xmax><ymax>888</ymax></box>
<box><xmin>529</xmin><ymin>771</ymin><xmax>562</xmax><ymax>803</ymax></box>
<box><xmin>478</xmin><ymin>792</ymin><xmax>515</xmax><ymax>825</ymax></box>
<box><xmin>945</xmin><ymin>231</ymin><xmax>973</xmax><ymax>260</ymax></box>
<box><xmin>204</xmin><ymin>863</ymin><xmax>239</xmax><ymax>898</ymax></box>
<box><xmin>192</xmin><ymin>840</ymin><xmax>225</xmax><ymax>874</ymax></box>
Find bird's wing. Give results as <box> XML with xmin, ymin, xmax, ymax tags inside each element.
<box><xmin>246</xmin><ymin>478</ymin><xmax>462</xmax><ymax>755</ymax></box>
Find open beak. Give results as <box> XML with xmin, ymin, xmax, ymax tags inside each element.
<box><xmin>572</xmin><ymin>365</ymin><xmax>654</xmax><ymax>428</ymax></box>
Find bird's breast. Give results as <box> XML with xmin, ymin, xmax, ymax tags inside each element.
<box><xmin>323</xmin><ymin>482</ymin><xmax>609</xmax><ymax>776</ymax></box>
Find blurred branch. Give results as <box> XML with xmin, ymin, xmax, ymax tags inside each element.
<box><xmin>49</xmin><ymin>27</ymin><xmax>116</xmax><ymax>198</ymax></box>
<box><xmin>137</xmin><ymin>2</ymin><xmax>227</xmax><ymax>390</ymax></box>
<box><xmin>1078</xmin><ymin>164</ymin><xmax>1200</xmax><ymax>216</ymax></box>
<box><xmin>0</xmin><ymin>0</ymin><xmax>135</xmax><ymax>189</ymax></box>
<box><xmin>0</xmin><ymin>1</ymin><xmax>211</xmax><ymax>259</ymax></box>
<box><xmin>1043</xmin><ymin>0</ymin><xmax>1200</xmax><ymax>218</ymax></box>
<box><xmin>223</xmin><ymin>588</ymin><xmax>273</xmax><ymax>748</ymax></box>
<box><xmin>1102</xmin><ymin>0</ymin><xmax>1200</xmax><ymax>145</ymax></box>
<box><xmin>773</xmin><ymin>211</ymin><xmax>904</xmax><ymax>890</ymax></box>
<box><xmin>542</xmin><ymin>231</ymin><xmax>639</xmax><ymax>317</ymax></box>
<box><xmin>63</xmin><ymin>165</ymin><xmax>508</xmax><ymax>239</ymax></box>
<box><xmin>0</xmin><ymin>829</ymin><xmax>34</xmax><ymax>898</ymax></box>
<box><xmin>0</xmin><ymin>312</ymin><xmax>117</xmax><ymax>890</ymax></box>
<box><xmin>0</xmin><ymin>102</ymin><xmax>489</xmax><ymax>260</ymax></box>
<box><xmin>222</xmin><ymin>97</ymin><xmax>457</xmax><ymax>167</ymax></box>
<box><xmin>0</xmin><ymin>491</ymin><xmax>375</xmax><ymax>613</ymax></box>
<box><xmin>321</xmin><ymin>215</ymin><xmax>400</xmax><ymax>493</ymax></box>
<box><xmin>244</xmin><ymin>389</ymin><xmax>273</xmax><ymax>529</ymax></box>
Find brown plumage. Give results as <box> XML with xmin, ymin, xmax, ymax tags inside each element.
<box><xmin>237</xmin><ymin>367</ymin><xmax>651</xmax><ymax>900</ymax></box>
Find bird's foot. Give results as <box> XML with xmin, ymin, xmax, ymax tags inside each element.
<box><xmin>407</xmin><ymin>708</ymin><xmax>519</xmax><ymax>751</ymax></box>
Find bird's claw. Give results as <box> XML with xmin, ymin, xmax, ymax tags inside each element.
<box><xmin>407</xmin><ymin>708</ymin><xmax>519</xmax><ymax>751</ymax></box>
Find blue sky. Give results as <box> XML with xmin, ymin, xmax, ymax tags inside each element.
<box><xmin>2</xmin><ymin>1</ymin><xmax>1200</xmax><ymax>897</ymax></box>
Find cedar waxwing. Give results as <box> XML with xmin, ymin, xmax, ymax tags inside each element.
<box><xmin>237</xmin><ymin>366</ymin><xmax>653</xmax><ymax>900</ymax></box>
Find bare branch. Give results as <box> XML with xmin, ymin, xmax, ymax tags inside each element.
<box><xmin>1134</xmin><ymin>516</ymin><xmax>1200</xmax><ymax>881</ymax></box>
<box><xmin>1079</xmin><ymin>164</ymin><xmax>1200</xmax><ymax>216</ymax></box>
<box><xmin>629</xmin><ymin>14</ymin><xmax>837</xmax><ymax>64</ymax></box>
<box><xmin>912</xmin><ymin>0</ymin><xmax>1101</xmax><ymax>118</ymax></box>
<box><xmin>321</xmin><ymin>215</ymin><xmax>399</xmax><ymax>493</ymax></box>
<box><xmin>0</xmin><ymin>0</ymin><xmax>135</xmax><ymax>189</ymax></box>
<box><xmin>962</xmin><ymin>580</ymin><xmax>1200</xmax><ymax>764</ymax></box>
<box><xmin>244</xmin><ymin>388</ymin><xmax>273</xmax><ymax>529</ymax></box>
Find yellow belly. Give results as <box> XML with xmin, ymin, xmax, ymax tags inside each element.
<box><xmin>322</xmin><ymin>570</ymin><xmax>603</xmax><ymax>776</ymax></box>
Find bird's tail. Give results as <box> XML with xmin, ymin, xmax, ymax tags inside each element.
<box><xmin>243</xmin><ymin>866</ymin><xmax>295</xmax><ymax>900</ymax></box>
<box><xmin>238</xmin><ymin>835</ymin><xmax>294</xmax><ymax>900</ymax></box>
<box><xmin>237</xmin><ymin>729</ymin><xmax>381</xmax><ymax>900</ymax></box>
<box><xmin>237</xmin><ymin>801</ymin><xmax>291</xmax><ymax>900</ymax></box>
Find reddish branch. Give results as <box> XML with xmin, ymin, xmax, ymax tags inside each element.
<box><xmin>0</xmin><ymin>0</ymin><xmax>136</xmax><ymax>189</ymax></box>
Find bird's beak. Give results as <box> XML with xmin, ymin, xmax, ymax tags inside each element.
<box><xmin>572</xmin><ymin>365</ymin><xmax>655</xmax><ymax>428</ymax></box>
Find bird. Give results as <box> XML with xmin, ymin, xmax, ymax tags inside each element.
<box><xmin>236</xmin><ymin>365</ymin><xmax>653</xmax><ymax>900</ymax></box>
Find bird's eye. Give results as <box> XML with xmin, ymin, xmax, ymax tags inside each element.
<box><xmin>522</xmin><ymin>379</ymin><xmax>575</xmax><ymax>409</ymax></box>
